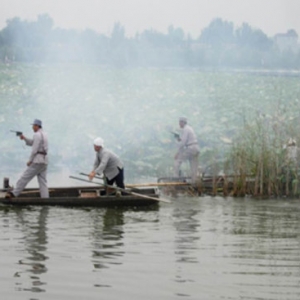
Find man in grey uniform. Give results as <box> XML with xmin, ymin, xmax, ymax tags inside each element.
<box><xmin>89</xmin><ymin>137</ymin><xmax>125</xmax><ymax>189</ymax></box>
<box><xmin>174</xmin><ymin>117</ymin><xmax>200</xmax><ymax>184</ymax></box>
<box><xmin>6</xmin><ymin>119</ymin><xmax>49</xmax><ymax>198</ymax></box>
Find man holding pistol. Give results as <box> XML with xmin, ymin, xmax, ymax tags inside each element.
<box><xmin>174</xmin><ymin>117</ymin><xmax>200</xmax><ymax>184</ymax></box>
<box><xmin>6</xmin><ymin>119</ymin><xmax>49</xmax><ymax>199</ymax></box>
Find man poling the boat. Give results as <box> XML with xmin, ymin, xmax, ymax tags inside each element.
<box><xmin>5</xmin><ymin>119</ymin><xmax>49</xmax><ymax>199</ymax></box>
<box><xmin>88</xmin><ymin>137</ymin><xmax>125</xmax><ymax>194</ymax></box>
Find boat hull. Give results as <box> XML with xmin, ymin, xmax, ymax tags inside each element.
<box><xmin>0</xmin><ymin>185</ymin><xmax>160</xmax><ymax>207</ymax></box>
<box><xmin>0</xmin><ymin>196</ymin><xmax>159</xmax><ymax>207</ymax></box>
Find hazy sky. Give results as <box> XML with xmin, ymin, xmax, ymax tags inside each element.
<box><xmin>1</xmin><ymin>0</ymin><xmax>299</xmax><ymax>38</ymax></box>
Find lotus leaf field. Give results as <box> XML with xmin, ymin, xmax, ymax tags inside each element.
<box><xmin>1</xmin><ymin>63</ymin><xmax>300</xmax><ymax>194</ymax></box>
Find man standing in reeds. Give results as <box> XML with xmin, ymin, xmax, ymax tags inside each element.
<box><xmin>283</xmin><ymin>138</ymin><xmax>298</xmax><ymax>195</ymax></box>
<box><xmin>174</xmin><ymin>117</ymin><xmax>200</xmax><ymax>185</ymax></box>
<box><xmin>285</xmin><ymin>138</ymin><xmax>298</xmax><ymax>165</ymax></box>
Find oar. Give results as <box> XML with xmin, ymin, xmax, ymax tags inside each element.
<box><xmin>80</xmin><ymin>172</ymin><xmax>104</xmax><ymax>180</ymax></box>
<box><xmin>79</xmin><ymin>172</ymin><xmax>189</xmax><ymax>187</ymax></box>
<box><xmin>69</xmin><ymin>176</ymin><xmax>171</xmax><ymax>203</ymax></box>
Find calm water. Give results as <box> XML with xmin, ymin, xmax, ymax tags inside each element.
<box><xmin>1</xmin><ymin>195</ymin><xmax>300</xmax><ymax>300</ymax></box>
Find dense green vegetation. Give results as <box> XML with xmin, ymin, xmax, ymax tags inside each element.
<box><xmin>1</xmin><ymin>63</ymin><xmax>300</xmax><ymax>192</ymax></box>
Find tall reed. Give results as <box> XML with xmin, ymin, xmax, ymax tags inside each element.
<box><xmin>226</xmin><ymin>112</ymin><xmax>298</xmax><ymax>197</ymax></box>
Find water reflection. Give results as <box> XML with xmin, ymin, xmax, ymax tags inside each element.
<box><xmin>212</xmin><ymin>198</ymin><xmax>300</xmax><ymax>297</ymax></box>
<box><xmin>91</xmin><ymin>208</ymin><xmax>125</xmax><ymax>272</ymax></box>
<box><xmin>173</xmin><ymin>206</ymin><xmax>200</xmax><ymax>263</ymax></box>
<box><xmin>12</xmin><ymin>207</ymin><xmax>49</xmax><ymax>293</ymax></box>
<box><xmin>225</xmin><ymin>199</ymin><xmax>300</xmax><ymax>255</ymax></box>
<box><xmin>172</xmin><ymin>201</ymin><xmax>201</xmax><ymax>298</ymax></box>
<box><xmin>1</xmin><ymin>198</ymin><xmax>300</xmax><ymax>300</ymax></box>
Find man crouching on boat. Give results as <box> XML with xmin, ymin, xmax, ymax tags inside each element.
<box><xmin>5</xmin><ymin>119</ymin><xmax>49</xmax><ymax>199</ymax></box>
<box><xmin>88</xmin><ymin>137</ymin><xmax>125</xmax><ymax>194</ymax></box>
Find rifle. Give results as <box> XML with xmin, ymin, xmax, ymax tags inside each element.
<box><xmin>170</xmin><ymin>131</ymin><xmax>180</xmax><ymax>139</ymax></box>
<box><xmin>10</xmin><ymin>130</ymin><xmax>23</xmax><ymax>136</ymax></box>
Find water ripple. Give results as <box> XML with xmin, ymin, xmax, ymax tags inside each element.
<box><xmin>0</xmin><ymin>198</ymin><xmax>300</xmax><ymax>299</ymax></box>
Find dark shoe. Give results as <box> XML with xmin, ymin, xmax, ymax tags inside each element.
<box><xmin>5</xmin><ymin>192</ymin><xmax>15</xmax><ymax>199</ymax></box>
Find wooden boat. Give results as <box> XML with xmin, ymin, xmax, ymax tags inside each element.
<box><xmin>0</xmin><ymin>185</ymin><xmax>161</xmax><ymax>208</ymax></box>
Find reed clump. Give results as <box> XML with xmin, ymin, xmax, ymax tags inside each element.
<box><xmin>226</xmin><ymin>113</ymin><xmax>299</xmax><ymax>197</ymax></box>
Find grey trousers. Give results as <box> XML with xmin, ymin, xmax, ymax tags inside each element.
<box><xmin>12</xmin><ymin>163</ymin><xmax>49</xmax><ymax>198</ymax></box>
<box><xmin>174</xmin><ymin>145</ymin><xmax>200</xmax><ymax>184</ymax></box>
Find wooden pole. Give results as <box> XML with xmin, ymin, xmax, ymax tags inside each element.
<box><xmin>126</xmin><ymin>182</ymin><xmax>190</xmax><ymax>188</ymax></box>
<box><xmin>78</xmin><ymin>172</ymin><xmax>189</xmax><ymax>187</ymax></box>
<box><xmin>69</xmin><ymin>176</ymin><xmax>171</xmax><ymax>203</ymax></box>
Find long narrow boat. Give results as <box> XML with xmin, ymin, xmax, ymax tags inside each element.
<box><xmin>0</xmin><ymin>185</ymin><xmax>161</xmax><ymax>208</ymax></box>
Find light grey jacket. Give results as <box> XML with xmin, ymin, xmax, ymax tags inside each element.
<box><xmin>24</xmin><ymin>129</ymin><xmax>48</xmax><ymax>164</ymax></box>
<box><xmin>93</xmin><ymin>148</ymin><xmax>123</xmax><ymax>180</ymax></box>
<box><xmin>176</xmin><ymin>124</ymin><xmax>199</xmax><ymax>155</ymax></box>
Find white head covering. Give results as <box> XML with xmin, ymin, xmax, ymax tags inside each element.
<box><xmin>93</xmin><ymin>137</ymin><xmax>104</xmax><ymax>147</ymax></box>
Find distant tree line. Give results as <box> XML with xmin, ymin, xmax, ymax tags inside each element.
<box><xmin>0</xmin><ymin>14</ymin><xmax>299</xmax><ymax>69</ymax></box>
